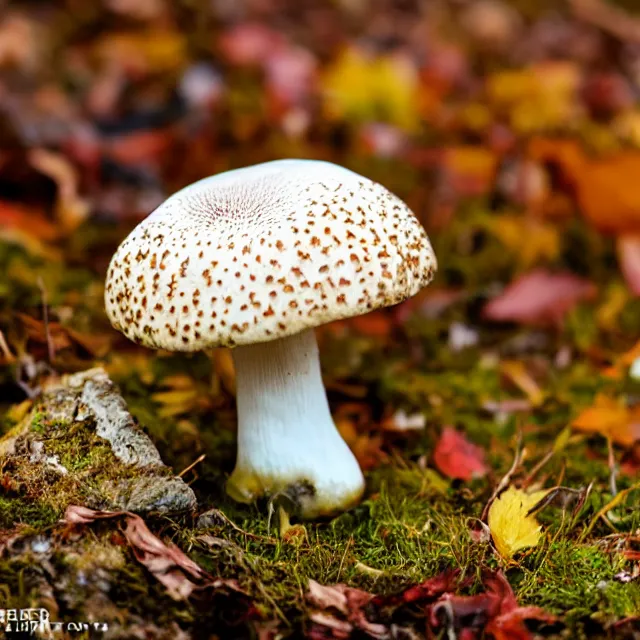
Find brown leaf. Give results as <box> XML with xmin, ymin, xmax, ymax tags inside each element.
<box><xmin>483</xmin><ymin>269</ymin><xmax>596</xmax><ymax>326</ymax></box>
<box><xmin>307</xmin><ymin>580</ymin><xmax>389</xmax><ymax>639</ymax></box>
<box><xmin>63</xmin><ymin>506</ymin><xmax>244</xmax><ymax>601</ymax></box>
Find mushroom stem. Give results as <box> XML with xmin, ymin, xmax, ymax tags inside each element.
<box><xmin>228</xmin><ymin>328</ymin><xmax>365</xmax><ymax>518</ymax></box>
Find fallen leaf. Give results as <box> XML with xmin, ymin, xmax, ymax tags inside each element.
<box><xmin>499</xmin><ymin>360</ymin><xmax>545</xmax><ymax>406</ymax></box>
<box><xmin>433</xmin><ymin>427</ymin><xmax>489</xmax><ymax>481</ymax></box>
<box><xmin>530</xmin><ymin>138</ymin><xmax>640</xmax><ymax>233</ymax></box>
<box><xmin>428</xmin><ymin>571</ymin><xmax>554</xmax><ymax>639</ymax></box>
<box><xmin>322</xmin><ymin>45</ymin><xmax>420</xmax><ymax>130</ymax></box>
<box><xmin>307</xmin><ymin>580</ymin><xmax>389</xmax><ymax>639</ymax></box>
<box><xmin>483</xmin><ymin>269</ymin><xmax>596</xmax><ymax>326</ymax></box>
<box><xmin>488</xmin><ymin>486</ymin><xmax>549</xmax><ymax>559</ymax></box>
<box><xmin>104</xmin><ymin>128</ymin><xmax>175</xmax><ymax>167</ymax></box>
<box><xmin>572</xmin><ymin>394</ymin><xmax>640</xmax><ymax>447</ymax></box>
<box><xmin>488</xmin><ymin>63</ymin><xmax>580</xmax><ymax>133</ymax></box>
<box><xmin>441</xmin><ymin>146</ymin><xmax>498</xmax><ymax>197</ymax></box>
<box><xmin>337</xmin><ymin>417</ymin><xmax>387</xmax><ymax>471</ymax></box>
<box><xmin>617</xmin><ymin>234</ymin><xmax>640</xmax><ymax>296</ymax></box>
<box><xmin>488</xmin><ymin>215</ymin><xmax>560</xmax><ymax>268</ymax></box>
<box><xmin>371</xmin><ymin>569</ymin><xmax>462</xmax><ymax>611</ymax></box>
<box><xmin>63</xmin><ymin>506</ymin><xmax>244</xmax><ymax>601</ymax></box>
<box><xmin>210</xmin><ymin>348</ymin><xmax>236</xmax><ymax>395</ymax></box>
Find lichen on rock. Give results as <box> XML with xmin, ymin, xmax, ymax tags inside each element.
<box><xmin>0</xmin><ymin>367</ymin><xmax>196</xmax><ymax>527</ymax></box>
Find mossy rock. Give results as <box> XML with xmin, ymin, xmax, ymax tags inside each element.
<box><xmin>0</xmin><ymin>368</ymin><xmax>196</xmax><ymax>531</ymax></box>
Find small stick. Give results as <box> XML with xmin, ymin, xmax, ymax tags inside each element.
<box><xmin>481</xmin><ymin>432</ymin><xmax>524</xmax><ymax>522</ymax></box>
<box><xmin>206</xmin><ymin>508</ymin><xmax>276</xmax><ymax>544</ymax></box>
<box><xmin>178</xmin><ymin>454</ymin><xmax>206</xmax><ymax>478</ymax></box>
<box><xmin>522</xmin><ymin>449</ymin><xmax>554</xmax><ymax>489</ymax></box>
<box><xmin>0</xmin><ymin>330</ymin><xmax>15</xmax><ymax>363</ymax></box>
<box><xmin>607</xmin><ymin>437</ymin><xmax>618</xmax><ymax>497</ymax></box>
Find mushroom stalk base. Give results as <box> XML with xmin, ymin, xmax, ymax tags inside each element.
<box><xmin>228</xmin><ymin>328</ymin><xmax>365</xmax><ymax>518</ymax></box>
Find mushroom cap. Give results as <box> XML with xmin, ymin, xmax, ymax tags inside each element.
<box><xmin>105</xmin><ymin>159</ymin><xmax>437</xmax><ymax>350</ymax></box>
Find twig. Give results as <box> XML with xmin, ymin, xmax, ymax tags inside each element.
<box><xmin>204</xmin><ymin>508</ymin><xmax>277</xmax><ymax>544</ymax></box>
<box><xmin>481</xmin><ymin>432</ymin><xmax>524</xmax><ymax>522</ymax></box>
<box><xmin>581</xmin><ymin>482</ymin><xmax>640</xmax><ymax>540</ymax></box>
<box><xmin>178</xmin><ymin>454</ymin><xmax>206</xmax><ymax>478</ymax></box>
<box><xmin>570</xmin><ymin>0</ymin><xmax>640</xmax><ymax>43</ymax></box>
<box><xmin>0</xmin><ymin>330</ymin><xmax>15</xmax><ymax>363</ymax></box>
<box><xmin>522</xmin><ymin>449</ymin><xmax>554</xmax><ymax>489</ymax></box>
<box><xmin>607</xmin><ymin>437</ymin><xmax>618</xmax><ymax>497</ymax></box>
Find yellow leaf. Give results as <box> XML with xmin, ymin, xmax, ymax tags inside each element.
<box><xmin>488</xmin><ymin>62</ymin><xmax>580</xmax><ymax>133</ymax></box>
<box><xmin>488</xmin><ymin>486</ymin><xmax>549</xmax><ymax>559</ymax></box>
<box><xmin>488</xmin><ymin>215</ymin><xmax>560</xmax><ymax>268</ymax></box>
<box><xmin>322</xmin><ymin>46</ymin><xmax>419</xmax><ymax>130</ymax></box>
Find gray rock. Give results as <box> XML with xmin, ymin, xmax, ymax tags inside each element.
<box><xmin>1</xmin><ymin>367</ymin><xmax>197</xmax><ymax>515</ymax></box>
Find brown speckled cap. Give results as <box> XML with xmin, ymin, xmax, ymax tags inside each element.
<box><xmin>105</xmin><ymin>159</ymin><xmax>437</xmax><ymax>350</ymax></box>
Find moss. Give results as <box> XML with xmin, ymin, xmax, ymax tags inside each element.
<box><xmin>30</xmin><ymin>412</ymin><xmax>45</xmax><ymax>434</ymax></box>
<box><xmin>516</xmin><ymin>541</ymin><xmax>639</xmax><ymax>620</ymax></box>
<box><xmin>0</xmin><ymin>496</ymin><xmax>59</xmax><ymax>530</ymax></box>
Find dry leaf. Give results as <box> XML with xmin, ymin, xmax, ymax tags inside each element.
<box><xmin>488</xmin><ymin>215</ymin><xmax>560</xmax><ymax>268</ymax></box>
<box><xmin>530</xmin><ymin>138</ymin><xmax>640</xmax><ymax>233</ymax></box>
<box><xmin>488</xmin><ymin>63</ymin><xmax>580</xmax><ymax>133</ymax></box>
<box><xmin>433</xmin><ymin>426</ymin><xmax>489</xmax><ymax>481</ymax></box>
<box><xmin>442</xmin><ymin>146</ymin><xmax>498</xmax><ymax>197</ymax></box>
<box><xmin>63</xmin><ymin>506</ymin><xmax>244</xmax><ymax>601</ymax></box>
<box><xmin>500</xmin><ymin>360</ymin><xmax>545</xmax><ymax>406</ymax></box>
<box><xmin>307</xmin><ymin>580</ymin><xmax>388</xmax><ymax>639</ymax></box>
<box><xmin>488</xmin><ymin>486</ymin><xmax>549</xmax><ymax>559</ymax></box>
<box><xmin>483</xmin><ymin>269</ymin><xmax>596</xmax><ymax>326</ymax></box>
<box><xmin>572</xmin><ymin>394</ymin><xmax>640</xmax><ymax>447</ymax></box>
<box><xmin>322</xmin><ymin>46</ymin><xmax>420</xmax><ymax>130</ymax></box>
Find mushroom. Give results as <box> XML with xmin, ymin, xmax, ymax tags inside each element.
<box><xmin>104</xmin><ymin>159</ymin><xmax>437</xmax><ymax>518</ymax></box>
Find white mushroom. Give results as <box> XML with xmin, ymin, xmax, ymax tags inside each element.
<box><xmin>104</xmin><ymin>159</ymin><xmax>437</xmax><ymax>518</ymax></box>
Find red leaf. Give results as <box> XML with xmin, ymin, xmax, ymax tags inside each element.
<box><xmin>428</xmin><ymin>571</ymin><xmax>554</xmax><ymax>640</ymax></box>
<box><xmin>371</xmin><ymin>569</ymin><xmax>462</xmax><ymax>611</ymax></box>
<box><xmin>433</xmin><ymin>427</ymin><xmax>489</xmax><ymax>481</ymax></box>
<box><xmin>483</xmin><ymin>269</ymin><xmax>596</xmax><ymax>326</ymax></box>
<box><xmin>617</xmin><ymin>234</ymin><xmax>640</xmax><ymax>296</ymax></box>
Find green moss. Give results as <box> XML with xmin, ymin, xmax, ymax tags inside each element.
<box><xmin>517</xmin><ymin>541</ymin><xmax>639</xmax><ymax>619</ymax></box>
<box><xmin>30</xmin><ymin>412</ymin><xmax>45</xmax><ymax>434</ymax></box>
<box><xmin>0</xmin><ymin>496</ymin><xmax>59</xmax><ymax>530</ymax></box>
